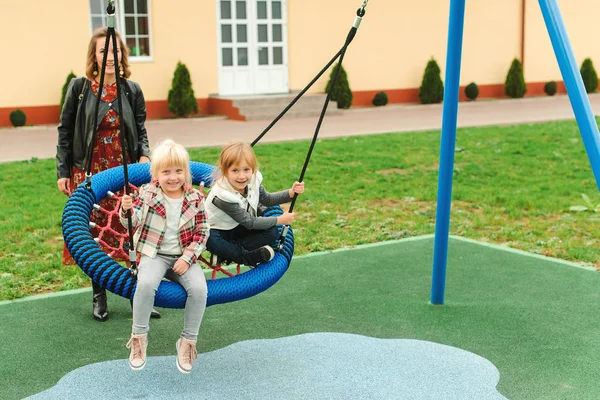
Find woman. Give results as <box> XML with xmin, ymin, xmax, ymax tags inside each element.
<box><xmin>56</xmin><ymin>27</ymin><xmax>159</xmax><ymax>321</ymax></box>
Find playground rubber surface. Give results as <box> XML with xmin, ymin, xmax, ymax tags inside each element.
<box><xmin>2</xmin><ymin>236</ymin><xmax>599</xmax><ymax>399</ymax></box>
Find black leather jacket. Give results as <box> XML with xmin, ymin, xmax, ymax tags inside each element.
<box><xmin>56</xmin><ymin>77</ymin><xmax>151</xmax><ymax>179</ymax></box>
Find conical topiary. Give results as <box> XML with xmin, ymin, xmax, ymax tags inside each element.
<box><xmin>580</xmin><ymin>58</ymin><xmax>598</xmax><ymax>93</ymax></box>
<box><xmin>325</xmin><ymin>63</ymin><xmax>353</xmax><ymax>109</ymax></box>
<box><xmin>60</xmin><ymin>71</ymin><xmax>77</xmax><ymax>113</ymax></box>
<box><xmin>504</xmin><ymin>58</ymin><xmax>527</xmax><ymax>98</ymax></box>
<box><xmin>168</xmin><ymin>61</ymin><xmax>199</xmax><ymax>117</ymax></box>
<box><xmin>418</xmin><ymin>58</ymin><xmax>444</xmax><ymax>104</ymax></box>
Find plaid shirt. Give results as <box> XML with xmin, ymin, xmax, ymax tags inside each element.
<box><xmin>120</xmin><ymin>180</ymin><xmax>209</xmax><ymax>265</ymax></box>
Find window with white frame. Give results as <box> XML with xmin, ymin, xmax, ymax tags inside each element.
<box><xmin>89</xmin><ymin>0</ymin><xmax>152</xmax><ymax>59</ymax></box>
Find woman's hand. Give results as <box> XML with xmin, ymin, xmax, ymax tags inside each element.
<box><xmin>173</xmin><ymin>258</ymin><xmax>190</xmax><ymax>275</ymax></box>
<box><xmin>121</xmin><ymin>194</ymin><xmax>133</xmax><ymax>211</ymax></box>
<box><xmin>139</xmin><ymin>156</ymin><xmax>150</xmax><ymax>163</ymax></box>
<box><xmin>288</xmin><ymin>181</ymin><xmax>305</xmax><ymax>198</ymax></box>
<box><xmin>57</xmin><ymin>178</ymin><xmax>71</xmax><ymax>196</ymax></box>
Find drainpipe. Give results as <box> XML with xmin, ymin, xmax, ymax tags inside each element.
<box><xmin>521</xmin><ymin>0</ymin><xmax>526</xmax><ymax>66</ymax></box>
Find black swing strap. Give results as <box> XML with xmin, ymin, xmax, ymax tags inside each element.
<box><xmin>86</xmin><ymin>1</ymin><xmax>139</xmax><ymax>276</ymax></box>
<box><xmin>251</xmin><ymin>1</ymin><xmax>368</xmax><ymax>147</ymax></box>
<box><xmin>266</xmin><ymin>1</ymin><xmax>368</xmax><ymax>248</ymax></box>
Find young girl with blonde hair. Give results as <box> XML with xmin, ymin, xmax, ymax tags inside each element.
<box><xmin>205</xmin><ymin>142</ymin><xmax>304</xmax><ymax>266</ymax></box>
<box><xmin>120</xmin><ymin>139</ymin><xmax>209</xmax><ymax>374</ymax></box>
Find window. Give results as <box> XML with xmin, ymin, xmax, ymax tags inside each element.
<box><xmin>89</xmin><ymin>0</ymin><xmax>152</xmax><ymax>60</ymax></box>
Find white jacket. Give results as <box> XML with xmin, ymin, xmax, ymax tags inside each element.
<box><xmin>205</xmin><ymin>171</ymin><xmax>263</xmax><ymax>230</ymax></box>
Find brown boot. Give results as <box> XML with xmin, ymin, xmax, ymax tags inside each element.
<box><xmin>175</xmin><ymin>338</ymin><xmax>198</xmax><ymax>374</ymax></box>
<box><xmin>126</xmin><ymin>333</ymin><xmax>148</xmax><ymax>371</ymax></box>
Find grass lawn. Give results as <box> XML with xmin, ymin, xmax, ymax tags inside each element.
<box><xmin>0</xmin><ymin>119</ymin><xmax>599</xmax><ymax>300</ymax></box>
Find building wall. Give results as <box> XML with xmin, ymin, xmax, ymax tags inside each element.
<box><xmin>2</xmin><ymin>0</ymin><xmax>90</xmax><ymax>107</ymax></box>
<box><xmin>1</xmin><ymin>0</ymin><xmax>599</xmax><ymax>126</ymax></box>
<box><xmin>524</xmin><ymin>0</ymin><xmax>600</xmax><ymax>83</ymax></box>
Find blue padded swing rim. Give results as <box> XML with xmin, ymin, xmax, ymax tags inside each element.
<box><xmin>61</xmin><ymin>162</ymin><xmax>294</xmax><ymax>308</ymax></box>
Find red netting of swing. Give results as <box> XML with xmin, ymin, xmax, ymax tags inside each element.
<box><xmin>90</xmin><ymin>184</ymin><xmax>241</xmax><ymax>280</ymax></box>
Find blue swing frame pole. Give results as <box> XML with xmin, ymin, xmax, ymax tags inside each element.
<box><xmin>538</xmin><ymin>0</ymin><xmax>600</xmax><ymax>190</ymax></box>
<box><xmin>430</xmin><ymin>0</ymin><xmax>466</xmax><ymax>305</ymax></box>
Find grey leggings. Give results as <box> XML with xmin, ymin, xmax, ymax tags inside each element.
<box><xmin>132</xmin><ymin>254</ymin><xmax>207</xmax><ymax>340</ymax></box>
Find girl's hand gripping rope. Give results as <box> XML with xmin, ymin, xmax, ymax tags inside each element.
<box><xmin>120</xmin><ymin>194</ymin><xmax>138</xmax><ymax>276</ymax></box>
<box><xmin>277</xmin><ymin>181</ymin><xmax>305</xmax><ymax>250</ymax></box>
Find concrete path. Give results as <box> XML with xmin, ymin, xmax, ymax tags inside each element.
<box><xmin>2</xmin><ymin>94</ymin><xmax>600</xmax><ymax>164</ymax></box>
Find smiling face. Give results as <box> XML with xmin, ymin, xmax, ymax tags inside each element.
<box><xmin>225</xmin><ymin>161</ymin><xmax>254</xmax><ymax>194</ymax></box>
<box><xmin>94</xmin><ymin>38</ymin><xmax>121</xmax><ymax>81</ymax></box>
<box><xmin>157</xmin><ymin>165</ymin><xmax>186</xmax><ymax>198</ymax></box>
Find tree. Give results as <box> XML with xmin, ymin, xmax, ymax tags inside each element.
<box><xmin>325</xmin><ymin>63</ymin><xmax>353</xmax><ymax>109</ymax></box>
<box><xmin>504</xmin><ymin>58</ymin><xmax>527</xmax><ymax>98</ymax></box>
<box><xmin>419</xmin><ymin>58</ymin><xmax>444</xmax><ymax>104</ymax></box>
<box><xmin>580</xmin><ymin>58</ymin><xmax>598</xmax><ymax>93</ymax></box>
<box><xmin>168</xmin><ymin>62</ymin><xmax>199</xmax><ymax>117</ymax></box>
<box><xmin>60</xmin><ymin>71</ymin><xmax>77</xmax><ymax>113</ymax></box>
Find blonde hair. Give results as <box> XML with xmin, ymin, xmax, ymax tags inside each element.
<box><xmin>85</xmin><ymin>27</ymin><xmax>131</xmax><ymax>81</ymax></box>
<box><xmin>214</xmin><ymin>142</ymin><xmax>259</xmax><ymax>182</ymax></box>
<box><xmin>150</xmin><ymin>139</ymin><xmax>192</xmax><ymax>185</ymax></box>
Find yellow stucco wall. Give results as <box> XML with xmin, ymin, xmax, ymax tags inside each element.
<box><xmin>289</xmin><ymin>0</ymin><xmax>522</xmax><ymax>91</ymax></box>
<box><xmin>1</xmin><ymin>0</ymin><xmax>600</xmax><ymax>109</ymax></box>
<box><xmin>525</xmin><ymin>0</ymin><xmax>600</xmax><ymax>83</ymax></box>
<box><xmin>2</xmin><ymin>0</ymin><xmax>90</xmax><ymax>107</ymax></box>
<box><xmin>132</xmin><ymin>1</ymin><xmax>219</xmax><ymax>101</ymax></box>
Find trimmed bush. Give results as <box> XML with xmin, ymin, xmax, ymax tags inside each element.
<box><xmin>60</xmin><ymin>71</ymin><xmax>77</xmax><ymax>113</ymax></box>
<box><xmin>419</xmin><ymin>58</ymin><xmax>444</xmax><ymax>104</ymax></box>
<box><xmin>10</xmin><ymin>109</ymin><xmax>26</xmax><ymax>127</ymax></box>
<box><xmin>580</xmin><ymin>58</ymin><xmax>598</xmax><ymax>93</ymax></box>
<box><xmin>167</xmin><ymin>61</ymin><xmax>199</xmax><ymax>117</ymax></box>
<box><xmin>504</xmin><ymin>58</ymin><xmax>527</xmax><ymax>98</ymax></box>
<box><xmin>325</xmin><ymin>63</ymin><xmax>353</xmax><ymax>109</ymax></box>
<box><xmin>464</xmin><ymin>82</ymin><xmax>479</xmax><ymax>101</ymax></box>
<box><xmin>372</xmin><ymin>91</ymin><xmax>388</xmax><ymax>106</ymax></box>
<box><xmin>544</xmin><ymin>81</ymin><xmax>557</xmax><ymax>96</ymax></box>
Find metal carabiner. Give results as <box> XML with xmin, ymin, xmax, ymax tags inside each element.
<box><xmin>357</xmin><ymin>0</ymin><xmax>368</xmax><ymax>18</ymax></box>
<box><xmin>107</xmin><ymin>0</ymin><xmax>116</xmax><ymax>28</ymax></box>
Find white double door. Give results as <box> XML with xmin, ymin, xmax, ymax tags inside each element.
<box><xmin>217</xmin><ymin>0</ymin><xmax>289</xmax><ymax>95</ymax></box>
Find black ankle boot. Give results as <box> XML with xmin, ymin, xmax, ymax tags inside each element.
<box><xmin>92</xmin><ymin>282</ymin><xmax>109</xmax><ymax>322</ymax></box>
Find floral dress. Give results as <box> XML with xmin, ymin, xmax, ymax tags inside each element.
<box><xmin>63</xmin><ymin>81</ymin><xmax>132</xmax><ymax>264</ymax></box>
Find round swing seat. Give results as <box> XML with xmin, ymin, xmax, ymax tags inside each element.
<box><xmin>61</xmin><ymin>162</ymin><xmax>294</xmax><ymax>308</ymax></box>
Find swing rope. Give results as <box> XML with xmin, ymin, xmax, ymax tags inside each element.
<box><xmin>251</xmin><ymin>1</ymin><xmax>368</xmax><ymax>249</ymax></box>
<box><xmin>85</xmin><ymin>0</ymin><xmax>138</xmax><ymax>276</ymax></box>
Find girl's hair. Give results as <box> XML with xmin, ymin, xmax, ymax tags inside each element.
<box><xmin>214</xmin><ymin>142</ymin><xmax>259</xmax><ymax>181</ymax></box>
<box><xmin>150</xmin><ymin>139</ymin><xmax>192</xmax><ymax>185</ymax></box>
<box><xmin>85</xmin><ymin>27</ymin><xmax>131</xmax><ymax>81</ymax></box>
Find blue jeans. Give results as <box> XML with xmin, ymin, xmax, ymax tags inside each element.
<box><xmin>206</xmin><ymin>225</ymin><xmax>279</xmax><ymax>265</ymax></box>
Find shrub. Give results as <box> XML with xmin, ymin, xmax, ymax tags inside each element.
<box><xmin>544</xmin><ymin>81</ymin><xmax>557</xmax><ymax>96</ymax></box>
<box><xmin>60</xmin><ymin>71</ymin><xmax>77</xmax><ymax>113</ymax></box>
<box><xmin>580</xmin><ymin>58</ymin><xmax>598</xmax><ymax>93</ymax></box>
<box><xmin>464</xmin><ymin>82</ymin><xmax>479</xmax><ymax>100</ymax></box>
<box><xmin>419</xmin><ymin>58</ymin><xmax>444</xmax><ymax>104</ymax></box>
<box><xmin>504</xmin><ymin>58</ymin><xmax>527</xmax><ymax>98</ymax></box>
<box><xmin>372</xmin><ymin>91</ymin><xmax>388</xmax><ymax>106</ymax></box>
<box><xmin>325</xmin><ymin>63</ymin><xmax>353</xmax><ymax>109</ymax></box>
<box><xmin>167</xmin><ymin>61</ymin><xmax>199</xmax><ymax>117</ymax></box>
<box><xmin>10</xmin><ymin>109</ymin><xmax>26</xmax><ymax>127</ymax></box>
